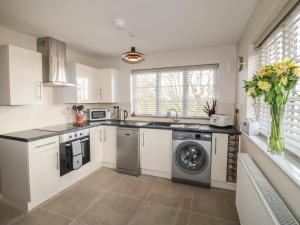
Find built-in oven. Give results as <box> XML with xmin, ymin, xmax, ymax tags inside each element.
<box><xmin>59</xmin><ymin>129</ymin><xmax>90</xmax><ymax>176</ymax></box>
<box><xmin>87</xmin><ymin>108</ymin><xmax>111</xmax><ymax>121</ymax></box>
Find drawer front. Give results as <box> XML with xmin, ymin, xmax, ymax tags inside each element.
<box><xmin>28</xmin><ymin>136</ymin><xmax>59</xmax><ymax>155</ymax></box>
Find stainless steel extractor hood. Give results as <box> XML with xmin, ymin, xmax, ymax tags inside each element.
<box><xmin>37</xmin><ymin>37</ymin><xmax>75</xmax><ymax>87</ymax></box>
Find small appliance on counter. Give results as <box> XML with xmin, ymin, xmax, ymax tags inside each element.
<box><xmin>209</xmin><ymin>114</ymin><xmax>233</xmax><ymax>127</ymax></box>
<box><xmin>87</xmin><ymin>108</ymin><xmax>111</xmax><ymax>121</ymax></box>
<box><xmin>241</xmin><ymin>118</ymin><xmax>260</xmax><ymax>136</ymax></box>
<box><xmin>117</xmin><ymin>109</ymin><xmax>128</xmax><ymax>121</ymax></box>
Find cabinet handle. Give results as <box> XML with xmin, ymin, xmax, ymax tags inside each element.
<box><xmin>36</xmin><ymin>82</ymin><xmax>42</xmax><ymax>100</ymax></box>
<box><xmin>142</xmin><ymin>132</ymin><xmax>145</xmax><ymax>146</ymax></box>
<box><xmin>56</xmin><ymin>152</ymin><xmax>60</xmax><ymax>170</ymax></box>
<box><xmin>34</xmin><ymin>141</ymin><xmax>57</xmax><ymax>149</ymax></box>
<box><xmin>99</xmin><ymin>129</ymin><xmax>102</xmax><ymax>142</ymax></box>
<box><xmin>104</xmin><ymin>129</ymin><xmax>106</xmax><ymax>142</ymax></box>
<box><xmin>99</xmin><ymin>88</ymin><xmax>102</xmax><ymax>100</ymax></box>
<box><xmin>214</xmin><ymin>137</ymin><xmax>217</xmax><ymax>155</ymax></box>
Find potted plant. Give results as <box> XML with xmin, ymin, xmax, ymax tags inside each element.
<box><xmin>203</xmin><ymin>100</ymin><xmax>217</xmax><ymax>117</ymax></box>
<box><xmin>72</xmin><ymin>105</ymin><xmax>85</xmax><ymax>125</ymax></box>
<box><xmin>244</xmin><ymin>59</ymin><xmax>299</xmax><ymax>153</ymax></box>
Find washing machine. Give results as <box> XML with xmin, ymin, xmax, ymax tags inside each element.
<box><xmin>172</xmin><ymin>131</ymin><xmax>212</xmax><ymax>187</ymax></box>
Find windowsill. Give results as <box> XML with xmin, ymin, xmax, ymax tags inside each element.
<box><xmin>242</xmin><ymin>131</ymin><xmax>300</xmax><ymax>188</ymax></box>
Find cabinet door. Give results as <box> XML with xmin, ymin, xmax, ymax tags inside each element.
<box><xmin>9</xmin><ymin>45</ymin><xmax>42</xmax><ymax>105</ymax></box>
<box><xmin>103</xmin><ymin>126</ymin><xmax>117</xmax><ymax>165</ymax></box>
<box><xmin>97</xmin><ymin>69</ymin><xmax>112</xmax><ymax>103</ymax></box>
<box><xmin>90</xmin><ymin>126</ymin><xmax>104</xmax><ymax>165</ymax></box>
<box><xmin>211</xmin><ymin>133</ymin><xmax>228</xmax><ymax>182</ymax></box>
<box><xmin>76</xmin><ymin>64</ymin><xmax>98</xmax><ymax>103</ymax></box>
<box><xmin>28</xmin><ymin>142</ymin><xmax>60</xmax><ymax>201</ymax></box>
<box><xmin>140</xmin><ymin>128</ymin><xmax>172</xmax><ymax>173</ymax></box>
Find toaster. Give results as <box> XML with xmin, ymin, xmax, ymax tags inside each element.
<box><xmin>210</xmin><ymin>114</ymin><xmax>233</xmax><ymax>127</ymax></box>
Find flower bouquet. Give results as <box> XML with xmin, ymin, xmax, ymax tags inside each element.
<box><xmin>244</xmin><ymin>59</ymin><xmax>299</xmax><ymax>153</ymax></box>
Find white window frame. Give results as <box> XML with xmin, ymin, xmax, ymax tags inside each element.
<box><xmin>131</xmin><ymin>64</ymin><xmax>218</xmax><ymax>119</ymax></box>
<box><xmin>249</xmin><ymin>4</ymin><xmax>300</xmax><ymax>158</ymax></box>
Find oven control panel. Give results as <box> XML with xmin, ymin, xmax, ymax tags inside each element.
<box><xmin>59</xmin><ymin>129</ymin><xmax>90</xmax><ymax>143</ymax></box>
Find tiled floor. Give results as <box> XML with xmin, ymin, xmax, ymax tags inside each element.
<box><xmin>1</xmin><ymin>168</ymin><xmax>240</xmax><ymax>225</ymax></box>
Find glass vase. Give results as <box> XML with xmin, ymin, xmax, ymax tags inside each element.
<box><xmin>268</xmin><ymin>104</ymin><xmax>286</xmax><ymax>154</ymax></box>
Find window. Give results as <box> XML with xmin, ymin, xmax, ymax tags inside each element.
<box><xmin>252</xmin><ymin>4</ymin><xmax>300</xmax><ymax>156</ymax></box>
<box><xmin>131</xmin><ymin>65</ymin><xmax>218</xmax><ymax>118</ymax></box>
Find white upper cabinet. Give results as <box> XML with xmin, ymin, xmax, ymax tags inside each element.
<box><xmin>97</xmin><ymin>68</ymin><xmax>119</xmax><ymax>103</ymax></box>
<box><xmin>211</xmin><ymin>133</ymin><xmax>228</xmax><ymax>182</ymax></box>
<box><xmin>0</xmin><ymin>45</ymin><xmax>42</xmax><ymax>105</ymax></box>
<box><xmin>64</xmin><ymin>63</ymin><xmax>119</xmax><ymax>103</ymax></box>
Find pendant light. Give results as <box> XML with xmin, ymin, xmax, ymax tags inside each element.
<box><xmin>122</xmin><ymin>47</ymin><xmax>145</xmax><ymax>64</ymax></box>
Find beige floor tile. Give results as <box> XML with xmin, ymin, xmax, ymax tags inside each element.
<box><xmin>146</xmin><ymin>178</ymin><xmax>193</xmax><ymax>210</ymax></box>
<box><xmin>175</xmin><ymin>210</ymin><xmax>190</xmax><ymax>225</ymax></box>
<box><xmin>188</xmin><ymin>213</ymin><xmax>240</xmax><ymax>225</ymax></box>
<box><xmin>109</xmin><ymin>174</ymin><xmax>156</xmax><ymax>200</ymax></box>
<box><xmin>12</xmin><ymin>208</ymin><xmax>70</xmax><ymax>225</ymax></box>
<box><xmin>0</xmin><ymin>201</ymin><xmax>23</xmax><ymax>225</ymax></box>
<box><xmin>79</xmin><ymin>168</ymin><xmax>123</xmax><ymax>191</ymax></box>
<box><xmin>129</xmin><ymin>201</ymin><xmax>189</xmax><ymax>225</ymax></box>
<box><xmin>43</xmin><ymin>184</ymin><xmax>104</xmax><ymax>219</ymax></box>
<box><xmin>191</xmin><ymin>187</ymin><xmax>239</xmax><ymax>222</ymax></box>
<box><xmin>78</xmin><ymin>192</ymin><xmax>141</xmax><ymax>225</ymax></box>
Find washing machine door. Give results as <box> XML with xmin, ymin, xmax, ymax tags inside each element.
<box><xmin>175</xmin><ymin>141</ymin><xmax>208</xmax><ymax>173</ymax></box>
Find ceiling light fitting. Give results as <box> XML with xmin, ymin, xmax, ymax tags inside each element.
<box><xmin>114</xmin><ymin>18</ymin><xmax>126</xmax><ymax>30</ymax></box>
<box><xmin>122</xmin><ymin>47</ymin><xmax>145</xmax><ymax>64</ymax></box>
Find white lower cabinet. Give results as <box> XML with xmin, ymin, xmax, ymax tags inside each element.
<box><xmin>90</xmin><ymin>126</ymin><xmax>104</xmax><ymax>166</ymax></box>
<box><xmin>140</xmin><ymin>128</ymin><xmax>172</xmax><ymax>177</ymax></box>
<box><xmin>28</xmin><ymin>138</ymin><xmax>60</xmax><ymax>202</ymax></box>
<box><xmin>0</xmin><ymin>136</ymin><xmax>60</xmax><ymax>210</ymax></box>
<box><xmin>102</xmin><ymin>125</ymin><xmax>117</xmax><ymax>167</ymax></box>
<box><xmin>211</xmin><ymin>133</ymin><xmax>228</xmax><ymax>182</ymax></box>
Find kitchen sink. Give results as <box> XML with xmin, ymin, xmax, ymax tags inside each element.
<box><xmin>147</xmin><ymin>122</ymin><xmax>173</xmax><ymax>127</ymax></box>
<box><xmin>147</xmin><ymin>122</ymin><xmax>186</xmax><ymax>128</ymax></box>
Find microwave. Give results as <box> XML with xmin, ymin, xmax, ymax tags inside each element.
<box><xmin>87</xmin><ymin>109</ymin><xmax>111</xmax><ymax>121</ymax></box>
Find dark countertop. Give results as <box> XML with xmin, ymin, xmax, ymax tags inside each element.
<box><xmin>0</xmin><ymin>120</ymin><xmax>240</xmax><ymax>142</ymax></box>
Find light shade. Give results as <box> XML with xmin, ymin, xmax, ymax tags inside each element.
<box><xmin>122</xmin><ymin>47</ymin><xmax>145</xmax><ymax>64</ymax></box>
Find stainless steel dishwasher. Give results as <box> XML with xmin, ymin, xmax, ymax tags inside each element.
<box><xmin>116</xmin><ymin>127</ymin><xmax>141</xmax><ymax>176</ymax></box>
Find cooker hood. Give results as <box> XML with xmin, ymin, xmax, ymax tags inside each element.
<box><xmin>37</xmin><ymin>37</ymin><xmax>75</xmax><ymax>87</ymax></box>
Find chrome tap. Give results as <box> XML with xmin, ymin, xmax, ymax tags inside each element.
<box><xmin>167</xmin><ymin>108</ymin><xmax>180</xmax><ymax>123</ymax></box>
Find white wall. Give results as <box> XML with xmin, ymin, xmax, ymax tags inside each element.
<box><xmin>237</xmin><ymin>0</ymin><xmax>300</xmax><ymax>221</ymax></box>
<box><xmin>97</xmin><ymin>45</ymin><xmax>237</xmax><ymax>122</ymax></box>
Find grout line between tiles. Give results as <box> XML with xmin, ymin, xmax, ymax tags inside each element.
<box><xmin>186</xmin><ymin>185</ymin><xmax>195</xmax><ymax>225</ymax></box>
<box><xmin>126</xmin><ymin>175</ymin><xmax>158</xmax><ymax>225</ymax></box>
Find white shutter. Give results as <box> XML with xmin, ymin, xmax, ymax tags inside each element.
<box><xmin>132</xmin><ymin>65</ymin><xmax>218</xmax><ymax>118</ymax></box>
<box><xmin>253</xmin><ymin>4</ymin><xmax>300</xmax><ymax>156</ymax></box>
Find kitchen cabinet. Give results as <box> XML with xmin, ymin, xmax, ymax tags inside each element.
<box><xmin>211</xmin><ymin>133</ymin><xmax>228</xmax><ymax>182</ymax></box>
<box><xmin>140</xmin><ymin>128</ymin><xmax>172</xmax><ymax>177</ymax></box>
<box><xmin>0</xmin><ymin>44</ymin><xmax>42</xmax><ymax>105</ymax></box>
<box><xmin>97</xmin><ymin>68</ymin><xmax>119</xmax><ymax>103</ymax></box>
<box><xmin>90</xmin><ymin>126</ymin><xmax>104</xmax><ymax>166</ymax></box>
<box><xmin>28</xmin><ymin>137</ymin><xmax>60</xmax><ymax>202</ymax></box>
<box><xmin>102</xmin><ymin>125</ymin><xmax>117</xmax><ymax>167</ymax></box>
<box><xmin>64</xmin><ymin>63</ymin><xmax>119</xmax><ymax>103</ymax></box>
<box><xmin>0</xmin><ymin>136</ymin><xmax>60</xmax><ymax>210</ymax></box>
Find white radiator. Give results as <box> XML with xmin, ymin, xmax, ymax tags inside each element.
<box><xmin>236</xmin><ymin>153</ymin><xmax>299</xmax><ymax>225</ymax></box>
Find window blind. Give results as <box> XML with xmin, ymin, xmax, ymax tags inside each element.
<box><xmin>132</xmin><ymin>65</ymin><xmax>218</xmax><ymax>118</ymax></box>
<box><xmin>253</xmin><ymin>4</ymin><xmax>300</xmax><ymax>156</ymax></box>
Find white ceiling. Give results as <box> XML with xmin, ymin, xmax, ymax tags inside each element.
<box><xmin>0</xmin><ymin>0</ymin><xmax>257</xmax><ymax>57</ymax></box>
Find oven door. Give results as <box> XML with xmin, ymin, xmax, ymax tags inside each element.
<box><xmin>59</xmin><ymin>137</ymin><xmax>90</xmax><ymax>176</ymax></box>
<box><xmin>59</xmin><ymin>142</ymin><xmax>72</xmax><ymax>176</ymax></box>
<box><xmin>81</xmin><ymin>137</ymin><xmax>90</xmax><ymax>164</ymax></box>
